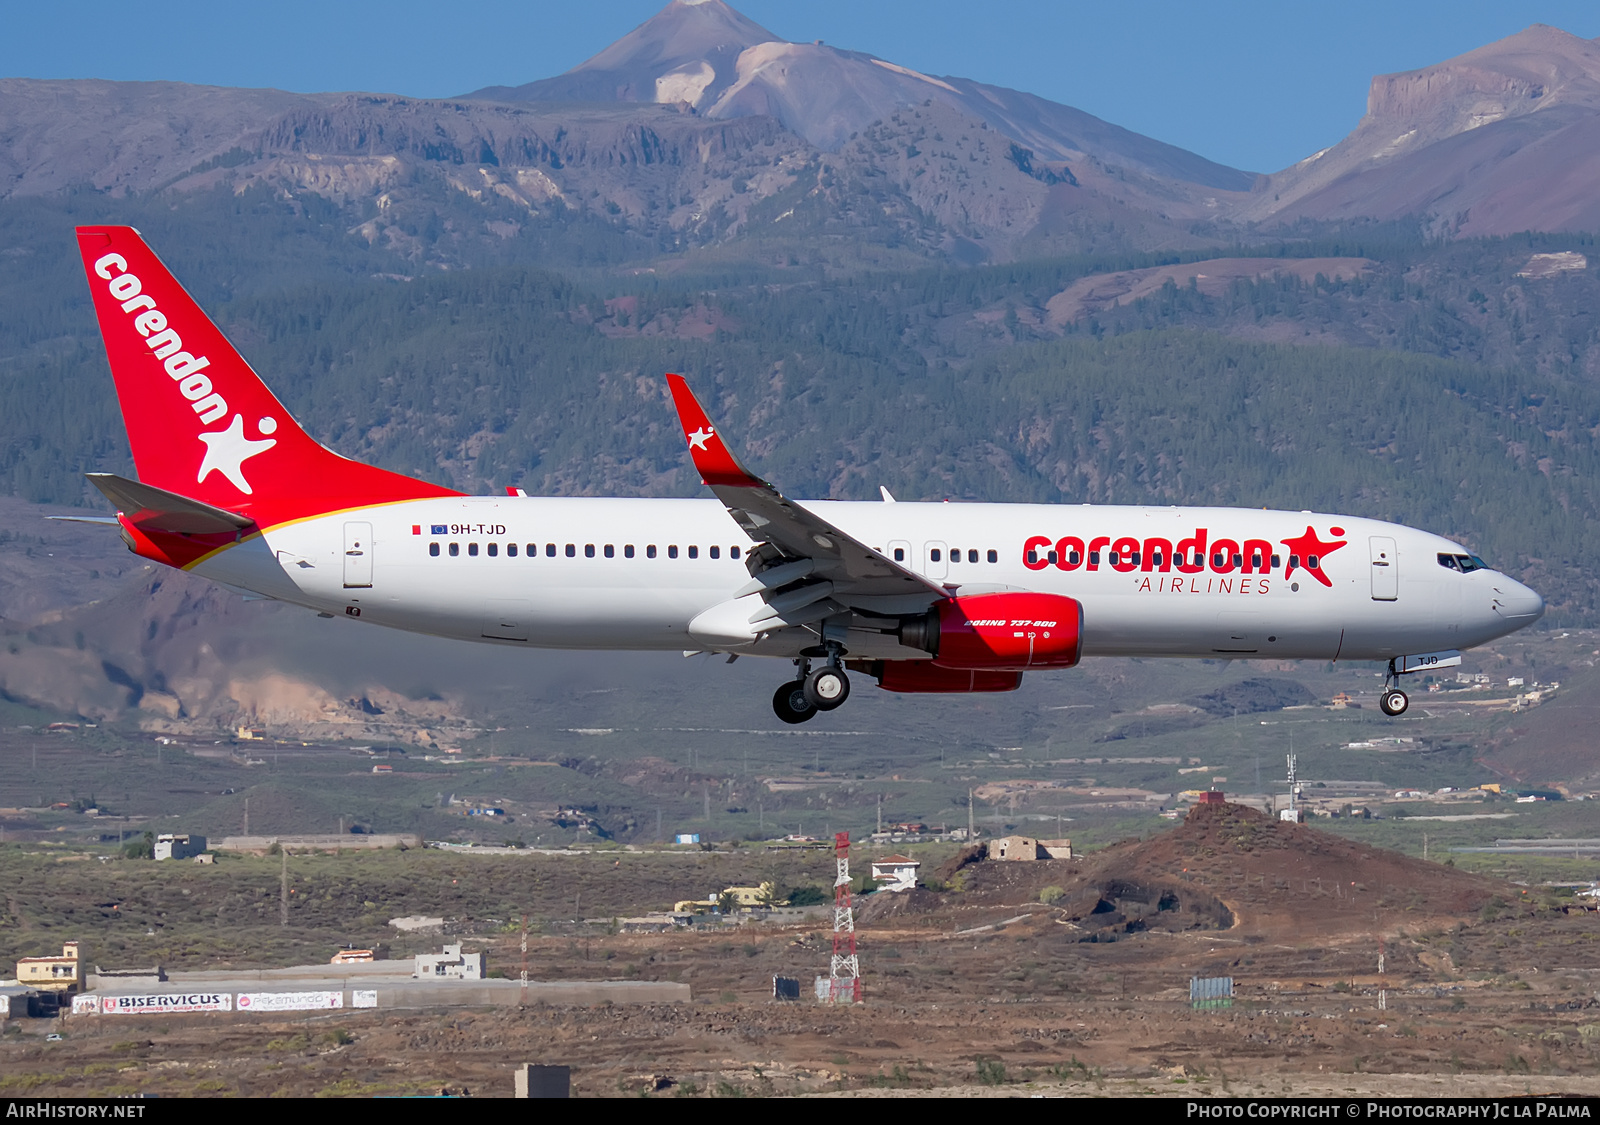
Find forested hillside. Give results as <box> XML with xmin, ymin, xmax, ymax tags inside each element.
<box><xmin>1</xmin><ymin>185</ymin><xmax>1596</xmax><ymax>619</ymax></box>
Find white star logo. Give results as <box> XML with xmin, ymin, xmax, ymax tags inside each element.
<box><xmin>197</xmin><ymin>414</ymin><xmax>277</xmax><ymax>495</ymax></box>
<box><xmin>688</xmin><ymin>426</ymin><xmax>715</xmax><ymax>451</ymax></box>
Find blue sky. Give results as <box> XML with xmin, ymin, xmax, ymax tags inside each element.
<box><xmin>6</xmin><ymin>1</ymin><xmax>1597</xmax><ymax>173</ymax></box>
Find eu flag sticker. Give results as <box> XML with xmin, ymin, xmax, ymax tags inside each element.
<box><xmin>431</xmin><ymin>524</ymin><xmax>448</xmax><ymax>535</ymax></box>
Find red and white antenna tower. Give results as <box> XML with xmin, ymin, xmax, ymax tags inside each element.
<box><xmin>829</xmin><ymin>831</ymin><xmax>861</xmax><ymax>1002</ymax></box>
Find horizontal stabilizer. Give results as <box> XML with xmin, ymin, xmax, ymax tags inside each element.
<box><xmin>45</xmin><ymin>514</ymin><xmax>121</xmax><ymax>526</ymax></box>
<box><xmin>86</xmin><ymin>472</ymin><xmax>254</xmax><ymax>535</ymax></box>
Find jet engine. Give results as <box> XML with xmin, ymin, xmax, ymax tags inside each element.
<box><xmin>897</xmin><ymin>591</ymin><xmax>1083</xmax><ymax>670</ymax></box>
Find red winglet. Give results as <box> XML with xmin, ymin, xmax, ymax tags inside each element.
<box><xmin>665</xmin><ymin>374</ymin><xmax>763</xmax><ymax>487</ymax></box>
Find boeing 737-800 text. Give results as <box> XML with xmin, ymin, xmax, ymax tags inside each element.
<box><xmin>70</xmin><ymin>226</ymin><xmax>1544</xmax><ymax>724</ymax></box>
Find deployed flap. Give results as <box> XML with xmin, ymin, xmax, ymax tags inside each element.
<box><xmin>665</xmin><ymin>374</ymin><xmax>942</xmax><ymax>605</ymax></box>
<box><xmin>87</xmin><ymin>472</ymin><xmax>255</xmax><ymax>535</ymax></box>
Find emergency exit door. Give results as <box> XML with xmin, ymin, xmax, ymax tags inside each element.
<box><xmin>343</xmin><ymin>522</ymin><xmax>373</xmax><ymax>588</ymax></box>
<box><xmin>1369</xmin><ymin>536</ymin><xmax>1397</xmax><ymax>601</ymax></box>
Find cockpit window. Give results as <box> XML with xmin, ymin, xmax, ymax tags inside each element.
<box><xmin>1439</xmin><ymin>553</ymin><xmax>1488</xmax><ymax>573</ymax></box>
<box><xmin>1437</xmin><ymin>553</ymin><xmax>1460</xmax><ymax>571</ymax></box>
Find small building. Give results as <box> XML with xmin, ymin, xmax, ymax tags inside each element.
<box><xmin>1038</xmin><ymin>838</ymin><xmax>1073</xmax><ymax>859</ymax></box>
<box><xmin>1197</xmin><ymin>790</ymin><xmax>1226</xmax><ymax>805</ymax></box>
<box><xmin>331</xmin><ymin>949</ymin><xmax>375</xmax><ymax>964</ymax></box>
<box><xmin>992</xmin><ymin>836</ymin><xmax>1072</xmax><ymax>861</ymax></box>
<box><xmin>870</xmin><ymin>855</ymin><xmax>920</xmax><ymax>893</ymax></box>
<box><xmin>153</xmin><ymin>833</ymin><xmax>206</xmax><ymax>861</ymax></box>
<box><xmin>674</xmin><ymin>833</ymin><xmax>700</xmax><ymax>845</ymax></box>
<box><xmin>413</xmin><ymin>943</ymin><xmax>484</xmax><ymax>980</ymax></box>
<box><xmin>17</xmin><ymin>942</ymin><xmax>79</xmax><ymax>993</ymax></box>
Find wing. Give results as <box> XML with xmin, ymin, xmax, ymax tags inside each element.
<box><xmin>665</xmin><ymin>375</ymin><xmax>943</xmax><ymax>636</ymax></box>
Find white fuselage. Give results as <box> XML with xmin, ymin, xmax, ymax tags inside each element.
<box><xmin>195</xmin><ymin>497</ymin><xmax>1544</xmax><ymax>664</ymax></box>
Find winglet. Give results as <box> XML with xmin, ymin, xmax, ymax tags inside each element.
<box><xmin>665</xmin><ymin>374</ymin><xmax>764</xmax><ymax>488</ymax></box>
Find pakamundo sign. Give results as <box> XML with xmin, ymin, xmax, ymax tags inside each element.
<box><xmin>101</xmin><ymin>993</ymin><xmax>232</xmax><ymax>1014</ymax></box>
<box><xmin>236</xmin><ymin>991</ymin><xmax>343</xmax><ymax>1012</ymax></box>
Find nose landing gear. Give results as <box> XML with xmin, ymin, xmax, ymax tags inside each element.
<box><xmin>1378</xmin><ymin>658</ymin><xmax>1410</xmax><ymax>716</ymax></box>
<box><xmin>772</xmin><ymin>647</ymin><xmax>851</xmax><ymax>724</ymax></box>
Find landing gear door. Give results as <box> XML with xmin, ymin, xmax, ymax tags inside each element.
<box><xmin>922</xmin><ymin>541</ymin><xmax>948</xmax><ymax>582</ymax></box>
<box><xmin>1369</xmin><ymin>536</ymin><xmax>1397</xmax><ymax>601</ymax></box>
<box><xmin>343</xmin><ymin>522</ymin><xmax>373</xmax><ymax>589</ymax></box>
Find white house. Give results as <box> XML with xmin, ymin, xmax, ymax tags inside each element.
<box><xmin>870</xmin><ymin>855</ymin><xmax>920</xmax><ymax>893</ymax></box>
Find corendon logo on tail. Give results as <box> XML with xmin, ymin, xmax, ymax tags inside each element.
<box><xmin>1021</xmin><ymin>525</ymin><xmax>1349</xmax><ymax>592</ymax></box>
<box><xmin>93</xmin><ymin>252</ymin><xmax>276</xmax><ymax>495</ymax></box>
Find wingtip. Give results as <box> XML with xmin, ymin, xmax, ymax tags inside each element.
<box><xmin>664</xmin><ymin>373</ymin><xmax>762</xmax><ymax>488</ymax></box>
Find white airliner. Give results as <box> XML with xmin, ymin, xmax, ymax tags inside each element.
<box><xmin>70</xmin><ymin>226</ymin><xmax>1544</xmax><ymax>724</ymax></box>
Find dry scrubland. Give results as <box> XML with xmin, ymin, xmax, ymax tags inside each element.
<box><xmin>6</xmin><ymin>806</ymin><xmax>1600</xmax><ymax>1097</ymax></box>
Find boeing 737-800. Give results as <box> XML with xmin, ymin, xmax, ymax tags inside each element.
<box><xmin>70</xmin><ymin>226</ymin><xmax>1545</xmax><ymax>724</ymax></box>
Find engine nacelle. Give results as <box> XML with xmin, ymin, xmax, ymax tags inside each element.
<box><xmin>898</xmin><ymin>591</ymin><xmax>1083</xmax><ymax>671</ymax></box>
<box><xmin>869</xmin><ymin>661</ymin><xmax>1023</xmax><ymax>694</ymax></box>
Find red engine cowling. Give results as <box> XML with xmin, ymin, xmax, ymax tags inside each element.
<box><xmin>899</xmin><ymin>591</ymin><xmax>1083</xmax><ymax>671</ymax></box>
<box><xmin>874</xmin><ymin>661</ymin><xmax>1023</xmax><ymax>694</ymax></box>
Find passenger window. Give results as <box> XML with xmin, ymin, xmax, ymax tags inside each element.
<box><xmin>731</xmin><ymin>546</ymin><xmax>741</xmax><ymax>559</ymax></box>
<box><xmin>894</xmin><ymin>547</ymin><xmax>905</xmax><ymax>562</ymax></box>
<box><xmin>1152</xmin><ymin>553</ymin><xmax>1163</xmax><ymax>567</ymax></box>
<box><xmin>429</xmin><ymin>543</ymin><xmax>440</xmax><ymax>557</ymax></box>
<box><xmin>949</xmin><ymin>549</ymin><xmax>959</xmax><ymax>564</ymax></box>
<box><xmin>546</xmin><ymin>543</ymin><xmax>556</xmax><ymax>557</ymax></box>
<box><xmin>604</xmin><ymin>544</ymin><xmax>614</xmax><ymax>558</ymax></box>
<box><xmin>1289</xmin><ymin>554</ymin><xmax>1300</xmax><ymax>569</ymax></box>
<box><xmin>585</xmin><ymin>544</ymin><xmax>596</xmax><ymax>558</ymax></box>
<box><xmin>625</xmin><ymin>545</ymin><xmax>635</xmax><ymax>558</ymax></box>
<box><xmin>1271</xmin><ymin>554</ymin><xmax>1281</xmax><ymax>568</ymax></box>
<box><xmin>1026</xmin><ymin>549</ymin><xmax>1038</xmax><ymax>565</ymax></box>
<box><xmin>668</xmin><ymin>545</ymin><xmax>679</xmax><ymax>559</ymax></box>
<box><xmin>647</xmin><ymin>545</ymin><xmax>657</xmax><ymax>559</ymax></box>
<box><xmin>449</xmin><ymin>543</ymin><xmax>459</xmax><ymax>557</ymax></box>
<box><xmin>507</xmin><ymin>544</ymin><xmax>517</xmax><ymax>557</ymax></box>
<box><xmin>930</xmin><ymin>549</ymin><xmax>941</xmax><ymax>562</ymax></box>
<box><xmin>1108</xmin><ymin>551</ymin><xmax>1119</xmax><ymax>565</ymax></box>
<box><xmin>1308</xmin><ymin>555</ymin><xmax>1320</xmax><ymax>569</ymax></box>
<box><xmin>1089</xmin><ymin>552</ymin><xmax>1100</xmax><ymax>564</ymax></box>
<box><xmin>1130</xmin><ymin>552</ymin><xmax>1140</xmax><ymax>565</ymax></box>
<box><xmin>1231</xmin><ymin>553</ymin><xmax>1241</xmax><ymax>566</ymax></box>
<box><xmin>527</xmin><ymin>544</ymin><xmax>536</xmax><ymax>557</ymax></box>
<box><xmin>565</xmin><ymin>544</ymin><xmax>576</xmax><ymax>558</ymax></box>
<box><xmin>688</xmin><ymin>545</ymin><xmax>699</xmax><ymax>559</ymax></box>
<box><xmin>487</xmin><ymin>543</ymin><xmax>498</xmax><ymax>557</ymax></box>
<box><xmin>1047</xmin><ymin>550</ymin><xmax>1058</xmax><ymax>564</ymax></box>
<box><xmin>1069</xmin><ymin>550</ymin><xmax>1081</xmax><ymax>565</ymax></box>
<box><xmin>709</xmin><ymin>546</ymin><xmax>720</xmax><ymax>559</ymax></box>
<box><xmin>1250</xmin><ymin>554</ymin><xmax>1261</xmax><ymax>569</ymax></box>
<box><xmin>468</xmin><ymin>543</ymin><xmax>479</xmax><ymax>557</ymax></box>
<box><xmin>987</xmin><ymin>549</ymin><xmax>997</xmax><ymax>563</ymax></box>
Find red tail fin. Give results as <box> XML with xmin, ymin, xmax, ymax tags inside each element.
<box><xmin>76</xmin><ymin>226</ymin><xmax>459</xmax><ymax>528</ymax></box>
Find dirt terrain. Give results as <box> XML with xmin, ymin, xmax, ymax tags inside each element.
<box><xmin>5</xmin><ymin>803</ymin><xmax>1600</xmax><ymax>1097</ymax></box>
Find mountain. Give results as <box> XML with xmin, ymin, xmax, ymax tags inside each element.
<box><xmin>466</xmin><ymin>0</ymin><xmax>1253</xmax><ymax>192</ymax></box>
<box><xmin>1249</xmin><ymin>25</ymin><xmax>1600</xmax><ymax>236</ymax></box>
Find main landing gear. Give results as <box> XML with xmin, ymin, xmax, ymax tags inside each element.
<box><xmin>1379</xmin><ymin>658</ymin><xmax>1410</xmax><ymax>716</ymax></box>
<box><xmin>772</xmin><ymin>649</ymin><xmax>851</xmax><ymax>725</ymax></box>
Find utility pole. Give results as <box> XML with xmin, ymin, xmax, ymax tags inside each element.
<box><xmin>243</xmin><ymin>796</ymin><xmax>249</xmax><ymax>837</ymax></box>
<box><xmin>968</xmin><ymin>788</ymin><xmax>975</xmax><ymax>841</ymax></box>
<box><xmin>519</xmin><ymin>913</ymin><xmax>529</xmax><ymax>1008</ymax></box>
<box><xmin>279</xmin><ymin>846</ymin><xmax>289</xmax><ymax>927</ymax></box>
<box><xmin>876</xmin><ymin>794</ymin><xmax>882</xmax><ymax>836</ymax></box>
